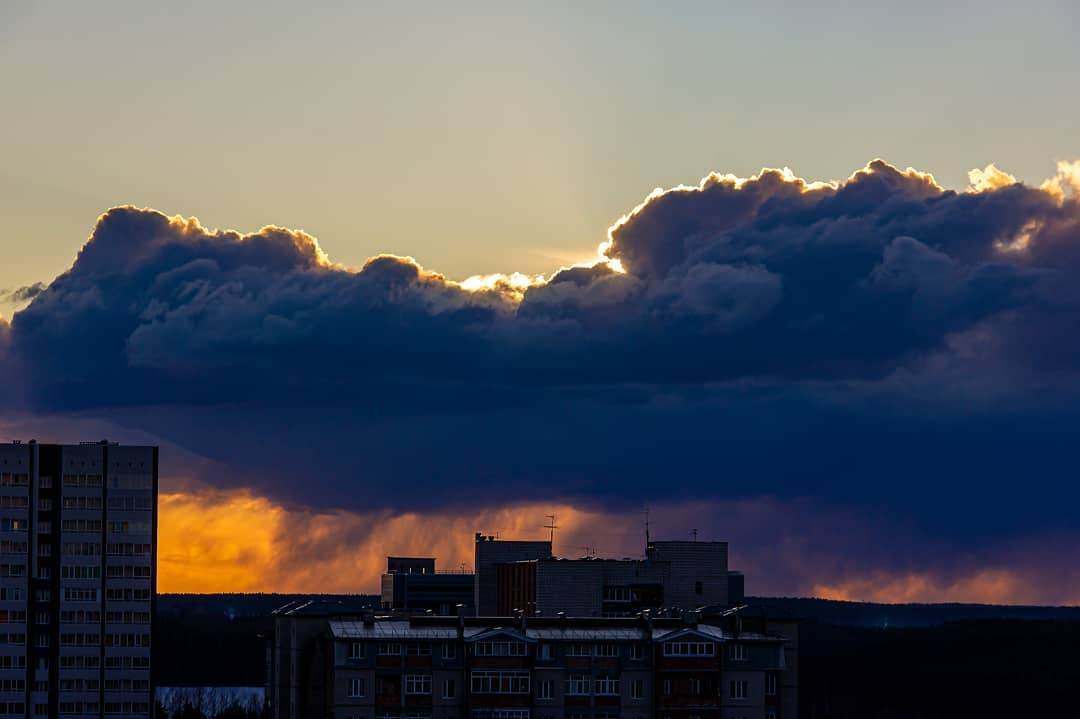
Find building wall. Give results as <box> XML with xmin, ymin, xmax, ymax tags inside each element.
<box><xmin>0</xmin><ymin>441</ymin><xmax>156</xmax><ymax>719</ymax></box>
<box><xmin>285</xmin><ymin>618</ymin><xmax>796</xmax><ymax>719</ymax></box>
<box><xmin>272</xmin><ymin>613</ymin><xmax>329</xmax><ymax>719</ymax></box>
<box><xmin>474</xmin><ymin>537</ymin><xmax>551</xmax><ymax>616</ymax></box>
<box><xmin>646</xmin><ymin>543</ymin><xmax>728</xmax><ymax>610</ymax></box>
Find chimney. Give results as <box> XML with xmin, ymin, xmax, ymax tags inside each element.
<box><xmin>457</xmin><ymin>604</ymin><xmax>466</xmax><ymax>640</ymax></box>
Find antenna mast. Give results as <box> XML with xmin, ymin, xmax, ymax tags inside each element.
<box><xmin>644</xmin><ymin>507</ymin><xmax>651</xmax><ymax>547</ymax></box>
<box><xmin>544</xmin><ymin>513</ymin><xmax>559</xmax><ymax>547</ymax></box>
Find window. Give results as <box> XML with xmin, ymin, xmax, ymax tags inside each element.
<box><xmin>406</xmin><ymin>642</ymin><xmax>431</xmax><ymax>656</ymax></box>
<box><xmin>662</xmin><ymin>680</ymin><xmax>671</xmax><ymax>696</ymax></box>
<box><xmin>474</xmin><ymin>640</ymin><xmax>527</xmax><ymax>656</ymax></box>
<box><xmin>729</xmin><ymin>644</ymin><xmax>747</xmax><ymax>661</ymax></box>
<box><xmin>537</xmin><ymin>680</ymin><xmax>552</xmax><ymax>700</ymax></box>
<box><xmin>405</xmin><ymin>675</ymin><xmax>431</xmax><ymax>695</ymax></box>
<box><xmin>378</xmin><ymin>642</ymin><xmax>402</xmax><ymax>656</ymax></box>
<box><xmin>565</xmin><ymin>675</ymin><xmax>590</xmax><ymax>696</ymax></box>
<box><xmin>631</xmin><ymin>679</ymin><xmax>644</xmax><ymax>700</ymax></box>
<box><xmin>471</xmin><ymin>711</ymin><xmax>529</xmax><ymax>719</ymax></box>
<box><xmin>730</xmin><ymin>680</ymin><xmax>748</xmax><ymax>700</ymax></box>
<box><xmin>566</xmin><ymin>643</ymin><xmax>591</xmax><ymax>656</ymax></box>
<box><xmin>442</xmin><ymin>679</ymin><xmax>456</xmax><ymax>699</ymax></box>
<box><xmin>442</xmin><ymin>643</ymin><xmax>456</xmax><ymax>660</ymax></box>
<box><xmin>538</xmin><ymin>643</ymin><xmax>553</xmax><ymax>660</ymax></box>
<box><xmin>663</xmin><ymin>641</ymin><xmax>714</xmax><ymax>657</ymax></box>
<box><xmin>767</xmin><ymin>712</ymin><xmax>777</xmax><ymax>719</ymax></box>
<box><xmin>765</xmin><ymin>673</ymin><xmax>777</xmax><ymax>695</ymax></box>
<box><xmin>349</xmin><ymin>642</ymin><xmax>365</xmax><ymax>659</ymax></box>
<box><xmin>629</xmin><ymin>643</ymin><xmax>644</xmax><ymax>660</ymax></box>
<box><xmin>603</xmin><ymin>587</ymin><xmax>631</xmax><ymax>602</ymax></box>
<box><xmin>594</xmin><ymin>644</ymin><xmax>618</xmax><ymax>657</ymax></box>
<box><xmin>348</xmin><ymin>678</ymin><xmax>366</xmax><ymax>698</ymax></box>
<box><xmin>471</xmin><ymin>670</ymin><xmax>530</xmax><ymax>694</ymax></box>
<box><xmin>594</xmin><ymin>675</ymin><xmax>620</xmax><ymax>695</ymax></box>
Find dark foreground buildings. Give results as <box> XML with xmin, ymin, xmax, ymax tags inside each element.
<box><xmin>273</xmin><ymin>533</ymin><xmax>796</xmax><ymax>719</ymax></box>
<box><xmin>0</xmin><ymin>440</ymin><xmax>157</xmax><ymax>719</ymax></box>
<box><xmin>271</xmin><ymin>607</ymin><xmax>797</xmax><ymax>719</ymax></box>
<box><xmin>381</xmin><ymin>558</ymin><xmax>474</xmax><ymax>615</ymax></box>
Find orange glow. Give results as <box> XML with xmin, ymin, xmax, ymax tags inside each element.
<box><xmin>812</xmin><ymin>567</ymin><xmax>1080</xmax><ymax>606</ymax></box>
<box><xmin>158</xmin><ymin>488</ymin><xmax>1080</xmax><ymax>605</ymax></box>
<box><xmin>157</xmin><ymin>488</ymin><xmax>607</xmax><ymax>593</ymax></box>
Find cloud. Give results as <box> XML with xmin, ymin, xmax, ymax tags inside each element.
<box><xmin>4</xmin><ymin>158</ymin><xmax>1080</xmax><ymax>599</ymax></box>
<box><xmin>0</xmin><ymin>282</ymin><xmax>46</xmax><ymax>304</ymax></box>
<box><xmin>157</xmin><ymin>485</ymin><xmax>1080</xmax><ymax>603</ymax></box>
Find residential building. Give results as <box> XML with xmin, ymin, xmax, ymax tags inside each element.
<box><xmin>271</xmin><ymin>608</ymin><xmax>797</xmax><ymax>719</ymax></box>
<box><xmin>483</xmin><ymin>536</ymin><xmax>737</xmax><ymax>617</ymax></box>
<box><xmin>474</xmin><ymin>536</ymin><xmax>551</xmax><ymax>616</ymax></box>
<box><xmin>0</xmin><ymin>440</ymin><xmax>157</xmax><ymax>719</ymax></box>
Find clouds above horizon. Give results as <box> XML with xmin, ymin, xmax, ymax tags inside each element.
<box><xmin>4</xmin><ymin>158</ymin><xmax>1080</xmax><ymax>599</ymax></box>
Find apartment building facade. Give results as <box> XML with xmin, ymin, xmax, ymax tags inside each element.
<box><xmin>0</xmin><ymin>441</ymin><xmax>157</xmax><ymax>719</ymax></box>
<box><xmin>273</xmin><ymin>611</ymin><xmax>796</xmax><ymax>719</ymax></box>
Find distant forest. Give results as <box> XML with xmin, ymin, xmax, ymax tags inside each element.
<box><xmin>155</xmin><ymin>594</ymin><xmax>1080</xmax><ymax>719</ymax></box>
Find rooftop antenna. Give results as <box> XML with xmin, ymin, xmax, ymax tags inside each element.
<box><xmin>544</xmin><ymin>513</ymin><xmax>559</xmax><ymax>547</ymax></box>
<box><xmin>576</xmin><ymin>545</ymin><xmax>595</xmax><ymax>559</ymax></box>
<box><xmin>691</xmin><ymin>528</ymin><xmax>699</xmax><ymax>542</ymax></box>
<box><xmin>644</xmin><ymin>507</ymin><xmax>651</xmax><ymax>547</ymax></box>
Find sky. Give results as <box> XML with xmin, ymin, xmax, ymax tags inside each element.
<box><xmin>3</xmin><ymin>1</ymin><xmax>1080</xmax><ymax>602</ymax></box>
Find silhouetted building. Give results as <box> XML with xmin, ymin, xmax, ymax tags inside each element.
<box><xmin>474</xmin><ymin>536</ymin><xmax>552</xmax><ymax>616</ymax></box>
<box><xmin>0</xmin><ymin>440</ymin><xmax>157</xmax><ymax>719</ymax></box>
<box><xmin>727</xmin><ymin>572</ymin><xmax>745</xmax><ymax>606</ymax></box>
<box><xmin>271</xmin><ymin>607</ymin><xmax>797</xmax><ymax>719</ymax></box>
<box><xmin>382</xmin><ymin>558</ymin><xmax>474</xmax><ymax>615</ymax></box>
<box><xmin>482</xmin><ymin>536</ymin><xmax>733</xmax><ymax>617</ymax></box>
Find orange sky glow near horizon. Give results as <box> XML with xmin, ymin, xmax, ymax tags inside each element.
<box><xmin>155</xmin><ymin>488</ymin><xmax>1080</xmax><ymax>605</ymax></box>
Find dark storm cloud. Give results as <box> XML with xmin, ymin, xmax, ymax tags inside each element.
<box><xmin>8</xmin><ymin>159</ymin><xmax>1079</xmax><ymax>408</ymax></box>
<box><xmin>3</xmin><ymin>158</ymin><xmax>1080</xmax><ymax>543</ymax></box>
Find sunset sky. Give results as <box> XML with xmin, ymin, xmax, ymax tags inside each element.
<box><xmin>3</xmin><ymin>1</ymin><xmax>1080</xmax><ymax>603</ymax></box>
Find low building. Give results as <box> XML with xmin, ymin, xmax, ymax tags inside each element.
<box><xmin>381</xmin><ymin>557</ymin><xmax>474</xmax><ymax>615</ymax></box>
<box><xmin>485</xmin><ymin>536</ymin><xmax>741</xmax><ymax>617</ymax></box>
<box><xmin>271</xmin><ymin>609</ymin><xmax>797</xmax><ymax>719</ymax></box>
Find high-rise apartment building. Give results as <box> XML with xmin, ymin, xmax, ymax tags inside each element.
<box><xmin>0</xmin><ymin>440</ymin><xmax>157</xmax><ymax>719</ymax></box>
